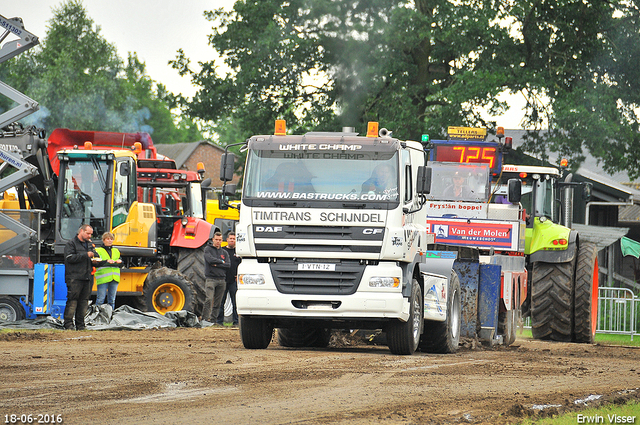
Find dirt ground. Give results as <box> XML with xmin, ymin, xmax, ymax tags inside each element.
<box><xmin>1</xmin><ymin>328</ymin><xmax>639</xmax><ymax>425</ymax></box>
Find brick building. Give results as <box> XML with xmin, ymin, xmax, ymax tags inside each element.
<box><xmin>154</xmin><ymin>141</ymin><xmax>241</xmax><ymax>188</ymax></box>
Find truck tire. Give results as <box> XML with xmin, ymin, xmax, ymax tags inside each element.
<box><xmin>178</xmin><ymin>246</ymin><xmax>206</xmax><ymax>317</ymax></box>
<box><xmin>277</xmin><ymin>327</ymin><xmax>331</xmax><ymax>348</ymax></box>
<box><xmin>419</xmin><ymin>273</ymin><xmax>461</xmax><ymax>353</ymax></box>
<box><xmin>0</xmin><ymin>296</ymin><xmax>26</xmax><ymax>322</ymax></box>
<box><xmin>573</xmin><ymin>242</ymin><xmax>599</xmax><ymax>343</ymax></box>
<box><xmin>239</xmin><ymin>315</ymin><xmax>274</xmax><ymax>349</ymax></box>
<box><xmin>387</xmin><ymin>279</ymin><xmax>423</xmax><ymax>355</ymax></box>
<box><xmin>530</xmin><ymin>261</ymin><xmax>574</xmax><ymax>341</ymax></box>
<box><xmin>144</xmin><ymin>272</ymin><xmax>195</xmax><ymax>314</ymax></box>
<box><xmin>498</xmin><ymin>309</ymin><xmax>517</xmax><ymax>346</ymax></box>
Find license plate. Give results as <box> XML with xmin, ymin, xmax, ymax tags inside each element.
<box><xmin>298</xmin><ymin>263</ymin><xmax>335</xmax><ymax>271</ymax></box>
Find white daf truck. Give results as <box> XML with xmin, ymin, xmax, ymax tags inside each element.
<box><xmin>221</xmin><ymin>121</ymin><xmax>461</xmax><ymax>355</ymax></box>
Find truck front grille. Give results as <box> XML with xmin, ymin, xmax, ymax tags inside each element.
<box><xmin>270</xmin><ymin>259</ymin><xmax>365</xmax><ymax>295</ymax></box>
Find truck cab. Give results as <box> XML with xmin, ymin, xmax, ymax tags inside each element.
<box><xmin>423</xmin><ymin>126</ymin><xmax>527</xmax><ymax>346</ymax></box>
<box><xmin>227</xmin><ymin>121</ymin><xmax>462</xmax><ymax>355</ymax></box>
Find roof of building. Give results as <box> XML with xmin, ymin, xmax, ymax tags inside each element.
<box><xmin>493</xmin><ymin>129</ymin><xmax>640</xmax><ymax>204</ymax></box>
<box><xmin>154</xmin><ymin>141</ymin><xmax>225</xmax><ymax>169</ymax></box>
<box><xmin>500</xmin><ymin>129</ymin><xmax>636</xmax><ymax>185</ymax></box>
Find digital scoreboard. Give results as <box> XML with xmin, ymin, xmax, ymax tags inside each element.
<box><xmin>428</xmin><ymin>127</ymin><xmax>503</xmax><ymax>175</ymax></box>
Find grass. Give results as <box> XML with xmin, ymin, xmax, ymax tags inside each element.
<box><xmin>517</xmin><ymin>328</ymin><xmax>640</xmax><ymax>347</ymax></box>
<box><xmin>518</xmin><ymin>400</ymin><xmax>640</xmax><ymax>425</ymax></box>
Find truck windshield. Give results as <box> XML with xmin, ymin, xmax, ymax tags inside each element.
<box><xmin>60</xmin><ymin>159</ymin><xmax>110</xmax><ymax>240</ymax></box>
<box><xmin>493</xmin><ymin>172</ymin><xmax>554</xmax><ymax>221</ymax></box>
<box><xmin>243</xmin><ymin>149</ymin><xmax>399</xmax><ymax>202</ymax></box>
<box><xmin>426</xmin><ymin>162</ymin><xmax>490</xmax><ymax>202</ymax></box>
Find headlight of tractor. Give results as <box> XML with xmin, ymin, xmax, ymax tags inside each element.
<box><xmin>369</xmin><ymin>277</ymin><xmax>400</xmax><ymax>288</ymax></box>
<box><xmin>239</xmin><ymin>274</ymin><xmax>265</xmax><ymax>286</ymax></box>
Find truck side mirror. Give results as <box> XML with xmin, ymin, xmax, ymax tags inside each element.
<box><xmin>416</xmin><ymin>166</ymin><xmax>432</xmax><ymax>195</ymax></box>
<box><xmin>120</xmin><ymin>162</ymin><xmax>130</xmax><ymax>176</ymax></box>
<box><xmin>223</xmin><ymin>183</ymin><xmax>237</xmax><ymax>196</ymax></box>
<box><xmin>507</xmin><ymin>178</ymin><xmax>521</xmax><ymax>203</ymax></box>
<box><xmin>201</xmin><ymin>178</ymin><xmax>212</xmax><ymax>189</ymax></box>
<box><xmin>220</xmin><ymin>153</ymin><xmax>235</xmax><ymax>182</ymax></box>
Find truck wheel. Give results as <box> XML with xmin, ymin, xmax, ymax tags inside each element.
<box><xmin>573</xmin><ymin>243</ymin><xmax>599</xmax><ymax>343</ymax></box>
<box><xmin>498</xmin><ymin>309</ymin><xmax>517</xmax><ymax>346</ymax></box>
<box><xmin>419</xmin><ymin>272</ymin><xmax>461</xmax><ymax>353</ymax></box>
<box><xmin>144</xmin><ymin>273</ymin><xmax>195</xmax><ymax>315</ymax></box>
<box><xmin>387</xmin><ymin>279</ymin><xmax>423</xmax><ymax>355</ymax></box>
<box><xmin>178</xmin><ymin>246</ymin><xmax>206</xmax><ymax>317</ymax></box>
<box><xmin>0</xmin><ymin>296</ymin><xmax>26</xmax><ymax>322</ymax></box>
<box><xmin>277</xmin><ymin>327</ymin><xmax>331</xmax><ymax>348</ymax></box>
<box><xmin>530</xmin><ymin>261</ymin><xmax>573</xmax><ymax>341</ymax></box>
<box><xmin>239</xmin><ymin>315</ymin><xmax>274</xmax><ymax>349</ymax></box>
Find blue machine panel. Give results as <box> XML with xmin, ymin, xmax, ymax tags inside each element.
<box><xmin>51</xmin><ymin>264</ymin><xmax>67</xmax><ymax>319</ymax></box>
<box><xmin>32</xmin><ymin>263</ymin><xmax>52</xmax><ymax>315</ymax></box>
<box><xmin>454</xmin><ymin>260</ymin><xmax>479</xmax><ymax>338</ymax></box>
<box><xmin>478</xmin><ymin>263</ymin><xmax>502</xmax><ymax>337</ymax></box>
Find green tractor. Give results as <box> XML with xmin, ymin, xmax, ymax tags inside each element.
<box><xmin>494</xmin><ymin>164</ymin><xmax>599</xmax><ymax>343</ymax></box>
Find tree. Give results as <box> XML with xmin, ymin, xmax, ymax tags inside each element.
<box><xmin>123</xmin><ymin>53</ymin><xmax>201</xmax><ymax>144</ymax></box>
<box><xmin>178</xmin><ymin>0</ymin><xmax>640</xmax><ymax>178</ymax></box>
<box><xmin>0</xmin><ymin>0</ymin><xmax>201</xmax><ymax>144</ymax></box>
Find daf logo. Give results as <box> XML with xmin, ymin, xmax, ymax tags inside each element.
<box><xmin>363</xmin><ymin>228</ymin><xmax>383</xmax><ymax>235</ymax></box>
<box><xmin>255</xmin><ymin>226</ymin><xmax>283</xmax><ymax>232</ymax></box>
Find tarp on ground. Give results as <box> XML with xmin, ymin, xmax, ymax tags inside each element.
<box><xmin>0</xmin><ymin>305</ymin><xmax>214</xmax><ymax>330</ymax></box>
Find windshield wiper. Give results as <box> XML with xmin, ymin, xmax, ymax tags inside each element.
<box><xmin>343</xmin><ymin>202</ymin><xmax>366</xmax><ymax>209</ymax></box>
<box><xmin>90</xmin><ymin>157</ymin><xmax>108</xmax><ymax>194</ymax></box>
<box><xmin>274</xmin><ymin>201</ymin><xmax>297</xmax><ymax>207</ymax></box>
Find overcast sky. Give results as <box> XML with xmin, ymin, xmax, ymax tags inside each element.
<box><xmin>1</xmin><ymin>0</ymin><xmax>526</xmax><ymax>128</ymax></box>
<box><xmin>1</xmin><ymin>0</ymin><xmax>234</xmax><ymax>98</ymax></box>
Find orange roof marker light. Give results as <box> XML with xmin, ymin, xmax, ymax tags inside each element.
<box><xmin>132</xmin><ymin>142</ymin><xmax>143</xmax><ymax>155</ymax></box>
<box><xmin>366</xmin><ymin>122</ymin><xmax>379</xmax><ymax>138</ymax></box>
<box><xmin>84</xmin><ymin>141</ymin><xmax>93</xmax><ymax>150</ymax></box>
<box><xmin>497</xmin><ymin>127</ymin><xmax>505</xmax><ymax>138</ymax></box>
<box><xmin>197</xmin><ymin>162</ymin><xmax>206</xmax><ymax>173</ymax></box>
<box><xmin>560</xmin><ymin>158</ymin><xmax>569</xmax><ymax>168</ymax></box>
<box><xmin>275</xmin><ymin>119</ymin><xmax>286</xmax><ymax>136</ymax></box>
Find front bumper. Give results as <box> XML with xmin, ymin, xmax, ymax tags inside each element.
<box><xmin>236</xmin><ymin>259</ymin><xmax>410</xmax><ymax>322</ymax></box>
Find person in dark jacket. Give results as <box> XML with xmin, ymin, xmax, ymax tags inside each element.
<box><xmin>63</xmin><ymin>224</ymin><xmax>96</xmax><ymax>330</ymax></box>
<box><xmin>217</xmin><ymin>231</ymin><xmax>241</xmax><ymax>326</ymax></box>
<box><xmin>202</xmin><ymin>231</ymin><xmax>230</xmax><ymax>323</ymax></box>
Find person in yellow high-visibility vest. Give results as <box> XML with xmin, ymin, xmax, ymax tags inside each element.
<box><xmin>94</xmin><ymin>232</ymin><xmax>124</xmax><ymax>310</ymax></box>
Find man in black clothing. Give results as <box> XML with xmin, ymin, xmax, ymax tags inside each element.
<box><xmin>63</xmin><ymin>224</ymin><xmax>96</xmax><ymax>330</ymax></box>
<box><xmin>217</xmin><ymin>231</ymin><xmax>241</xmax><ymax>326</ymax></box>
<box><xmin>202</xmin><ymin>231</ymin><xmax>230</xmax><ymax>323</ymax></box>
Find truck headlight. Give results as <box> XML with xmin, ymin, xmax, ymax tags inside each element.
<box><xmin>239</xmin><ymin>274</ymin><xmax>265</xmax><ymax>285</ymax></box>
<box><xmin>369</xmin><ymin>277</ymin><xmax>400</xmax><ymax>288</ymax></box>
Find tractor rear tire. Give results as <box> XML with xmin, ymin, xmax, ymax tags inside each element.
<box><xmin>530</xmin><ymin>261</ymin><xmax>574</xmax><ymax>341</ymax></box>
<box><xmin>277</xmin><ymin>327</ymin><xmax>331</xmax><ymax>348</ymax></box>
<box><xmin>419</xmin><ymin>273</ymin><xmax>461</xmax><ymax>353</ymax></box>
<box><xmin>387</xmin><ymin>279</ymin><xmax>423</xmax><ymax>355</ymax></box>
<box><xmin>239</xmin><ymin>315</ymin><xmax>274</xmax><ymax>349</ymax></box>
<box><xmin>573</xmin><ymin>243</ymin><xmax>599</xmax><ymax>343</ymax></box>
<box><xmin>0</xmin><ymin>296</ymin><xmax>26</xmax><ymax>322</ymax></box>
<box><xmin>143</xmin><ymin>272</ymin><xmax>195</xmax><ymax>315</ymax></box>
<box><xmin>178</xmin><ymin>246</ymin><xmax>207</xmax><ymax>317</ymax></box>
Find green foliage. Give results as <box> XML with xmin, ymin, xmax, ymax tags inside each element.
<box><xmin>178</xmin><ymin>0</ymin><xmax>639</xmax><ymax>178</ymax></box>
<box><xmin>517</xmin><ymin>400</ymin><xmax>640</xmax><ymax>425</ymax></box>
<box><xmin>0</xmin><ymin>0</ymin><xmax>201</xmax><ymax>143</ymax></box>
